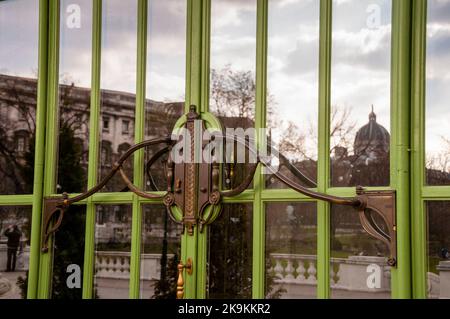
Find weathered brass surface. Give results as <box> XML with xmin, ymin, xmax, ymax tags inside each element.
<box><xmin>177</xmin><ymin>258</ymin><xmax>193</xmax><ymax>299</ymax></box>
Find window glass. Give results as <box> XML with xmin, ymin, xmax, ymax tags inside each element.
<box><xmin>0</xmin><ymin>0</ymin><xmax>39</xmax><ymax>195</ymax></box>
<box><xmin>266</xmin><ymin>0</ymin><xmax>319</xmax><ymax>189</ymax></box>
<box><xmin>94</xmin><ymin>204</ymin><xmax>132</xmax><ymax>299</ymax></box>
<box><xmin>140</xmin><ymin>205</ymin><xmax>182</xmax><ymax>299</ymax></box>
<box><xmin>99</xmin><ymin>0</ymin><xmax>137</xmax><ymax>192</ymax></box>
<box><xmin>57</xmin><ymin>0</ymin><xmax>92</xmax><ymax>194</ymax></box>
<box><xmin>144</xmin><ymin>0</ymin><xmax>186</xmax><ymax>192</ymax></box>
<box><xmin>426</xmin><ymin>201</ymin><xmax>450</xmax><ymax>299</ymax></box>
<box><xmin>425</xmin><ymin>0</ymin><xmax>450</xmax><ymax>185</ymax></box>
<box><xmin>266</xmin><ymin>202</ymin><xmax>317</xmax><ymax>299</ymax></box>
<box><xmin>208</xmin><ymin>204</ymin><xmax>253</xmax><ymax>298</ymax></box>
<box><xmin>52</xmin><ymin>205</ymin><xmax>86</xmax><ymax>299</ymax></box>
<box><xmin>330</xmin><ymin>205</ymin><xmax>391</xmax><ymax>299</ymax></box>
<box><xmin>331</xmin><ymin>0</ymin><xmax>392</xmax><ymax>187</ymax></box>
<box><xmin>0</xmin><ymin>206</ymin><xmax>32</xmax><ymax>299</ymax></box>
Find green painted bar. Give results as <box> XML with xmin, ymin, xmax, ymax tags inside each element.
<box><xmin>317</xmin><ymin>0</ymin><xmax>332</xmax><ymax>299</ymax></box>
<box><xmin>411</xmin><ymin>0</ymin><xmax>427</xmax><ymax>299</ymax></box>
<box><xmin>200</xmin><ymin>0</ymin><xmax>210</xmax><ymax>114</ymax></box>
<box><xmin>37</xmin><ymin>0</ymin><xmax>60</xmax><ymax>298</ymax></box>
<box><xmin>129</xmin><ymin>0</ymin><xmax>148</xmax><ymax>299</ymax></box>
<box><xmin>391</xmin><ymin>0</ymin><xmax>412</xmax><ymax>299</ymax></box>
<box><xmin>422</xmin><ymin>186</ymin><xmax>450</xmax><ymax>199</ymax></box>
<box><xmin>0</xmin><ymin>195</ymin><xmax>35</xmax><ymax>206</ymax></box>
<box><xmin>27</xmin><ymin>0</ymin><xmax>49</xmax><ymax>299</ymax></box>
<box><xmin>82</xmin><ymin>0</ymin><xmax>102</xmax><ymax>299</ymax></box>
<box><xmin>252</xmin><ymin>0</ymin><xmax>268</xmax><ymax>299</ymax></box>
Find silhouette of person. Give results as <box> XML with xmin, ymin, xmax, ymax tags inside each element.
<box><xmin>4</xmin><ymin>225</ymin><xmax>22</xmax><ymax>272</ymax></box>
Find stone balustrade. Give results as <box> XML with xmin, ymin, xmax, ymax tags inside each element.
<box><xmin>94</xmin><ymin>251</ymin><xmax>174</xmax><ymax>281</ymax></box>
<box><xmin>1</xmin><ymin>246</ymin><xmax>449</xmax><ymax>299</ymax></box>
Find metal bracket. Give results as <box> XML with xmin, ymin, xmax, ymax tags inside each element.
<box><xmin>355</xmin><ymin>188</ymin><xmax>397</xmax><ymax>266</ymax></box>
<box><xmin>41</xmin><ymin>194</ymin><xmax>69</xmax><ymax>253</ymax></box>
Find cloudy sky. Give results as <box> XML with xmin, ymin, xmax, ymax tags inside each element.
<box><xmin>1</xmin><ymin>0</ymin><xmax>450</xmax><ymax>165</ymax></box>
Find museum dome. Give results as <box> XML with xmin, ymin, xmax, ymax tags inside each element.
<box><xmin>353</xmin><ymin>106</ymin><xmax>390</xmax><ymax>157</ymax></box>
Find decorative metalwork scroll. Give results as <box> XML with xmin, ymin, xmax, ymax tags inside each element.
<box><xmin>41</xmin><ymin>105</ymin><xmax>397</xmax><ymax>267</ymax></box>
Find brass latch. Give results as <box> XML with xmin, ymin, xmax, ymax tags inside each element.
<box><xmin>177</xmin><ymin>258</ymin><xmax>193</xmax><ymax>299</ymax></box>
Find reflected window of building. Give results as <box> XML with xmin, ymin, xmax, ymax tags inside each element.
<box><xmin>122</xmin><ymin>120</ymin><xmax>130</xmax><ymax>135</ymax></box>
<box><xmin>102</xmin><ymin>116</ymin><xmax>110</xmax><ymax>133</ymax></box>
<box><xmin>100</xmin><ymin>141</ymin><xmax>112</xmax><ymax>167</ymax></box>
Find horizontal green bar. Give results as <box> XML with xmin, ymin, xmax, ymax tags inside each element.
<box><xmin>422</xmin><ymin>186</ymin><xmax>450</xmax><ymax>199</ymax></box>
<box><xmin>0</xmin><ymin>195</ymin><xmax>34</xmax><ymax>206</ymax></box>
<box><xmin>326</xmin><ymin>186</ymin><xmax>392</xmax><ymax>197</ymax></box>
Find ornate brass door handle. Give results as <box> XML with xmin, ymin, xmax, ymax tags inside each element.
<box><xmin>177</xmin><ymin>258</ymin><xmax>193</xmax><ymax>299</ymax></box>
<box><xmin>41</xmin><ymin>105</ymin><xmax>397</xmax><ymax>267</ymax></box>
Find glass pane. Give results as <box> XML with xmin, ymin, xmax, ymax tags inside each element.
<box><xmin>265</xmin><ymin>202</ymin><xmax>317</xmax><ymax>299</ymax></box>
<box><xmin>99</xmin><ymin>0</ymin><xmax>137</xmax><ymax>192</ymax></box>
<box><xmin>426</xmin><ymin>0</ymin><xmax>450</xmax><ymax>185</ymax></box>
<box><xmin>426</xmin><ymin>201</ymin><xmax>450</xmax><ymax>299</ymax></box>
<box><xmin>94</xmin><ymin>204</ymin><xmax>132</xmax><ymax>299</ymax></box>
<box><xmin>0</xmin><ymin>206</ymin><xmax>31</xmax><ymax>299</ymax></box>
<box><xmin>210</xmin><ymin>0</ymin><xmax>256</xmax><ymax>129</ymax></box>
<box><xmin>330</xmin><ymin>205</ymin><xmax>391</xmax><ymax>299</ymax></box>
<box><xmin>140</xmin><ymin>205</ymin><xmax>182</xmax><ymax>299</ymax></box>
<box><xmin>208</xmin><ymin>204</ymin><xmax>253</xmax><ymax>299</ymax></box>
<box><xmin>144</xmin><ymin>0</ymin><xmax>186</xmax><ymax>192</ymax></box>
<box><xmin>331</xmin><ymin>0</ymin><xmax>391</xmax><ymax>187</ymax></box>
<box><xmin>0</xmin><ymin>0</ymin><xmax>39</xmax><ymax>195</ymax></box>
<box><xmin>266</xmin><ymin>0</ymin><xmax>319</xmax><ymax>189</ymax></box>
<box><xmin>57</xmin><ymin>0</ymin><xmax>92</xmax><ymax>194</ymax></box>
<box><xmin>210</xmin><ymin>0</ymin><xmax>257</xmax><ymax>191</ymax></box>
<box><xmin>52</xmin><ymin>205</ymin><xmax>86</xmax><ymax>299</ymax></box>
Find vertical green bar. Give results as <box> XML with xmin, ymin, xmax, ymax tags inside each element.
<box><xmin>391</xmin><ymin>0</ymin><xmax>412</xmax><ymax>299</ymax></box>
<box><xmin>410</xmin><ymin>0</ymin><xmax>427</xmax><ymax>299</ymax></box>
<box><xmin>82</xmin><ymin>0</ymin><xmax>102</xmax><ymax>299</ymax></box>
<box><xmin>317</xmin><ymin>0</ymin><xmax>332</xmax><ymax>299</ymax></box>
<box><xmin>182</xmin><ymin>0</ymin><xmax>203</xmax><ymax>298</ymax></box>
<box><xmin>129</xmin><ymin>0</ymin><xmax>148</xmax><ymax>299</ymax></box>
<box><xmin>27</xmin><ymin>0</ymin><xmax>49</xmax><ymax>299</ymax></box>
<box><xmin>252</xmin><ymin>0</ymin><xmax>268</xmax><ymax>299</ymax></box>
<box><xmin>37</xmin><ymin>0</ymin><xmax>60</xmax><ymax>299</ymax></box>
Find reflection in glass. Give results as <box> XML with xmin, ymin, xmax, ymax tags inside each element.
<box><xmin>57</xmin><ymin>0</ymin><xmax>92</xmax><ymax>194</ymax></box>
<box><xmin>210</xmin><ymin>0</ymin><xmax>257</xmax><ymax>191</ymax></box>
<box><xmin>426</xmin><ymin>0</ymin><xmax>450</xmax><ymax>185</ymax></box>
<box><xmin>426</xmin><ymin>201</ymin><xmax>450</xmax><ymax>299</ymax></box>
<box><xmin>140</xmin><ymin>205</ymin><xmax>182</xmax><ymax>299</ymax></box>
<box><xmin>210</xmin><ymin>0</ymin><xmax>256</xmax><ymax>129</ymax></box>
<box><xmin>330</xmin><ymin>0</ymin><xmax>391</xmax><ymax>187</ymax></box>
<box><xmin>265</xmin><ymin>202</ymin><xmax>317</xmax><ymax>299</ymax></box>
<box><xmin>0</xmin><ymin>1</ymin><xmax>39</xmax><ymax>195</ymax></box>
<box><xmin>144</xmin><ymin>0</ymin><xmax>186</xmax><ymax>192</ymax></box>
<box><xmin>99</xmin><ymin>0</ymin><xmax>137</xmax><ymax>192</ymax></box>
<box><xmin>52</xmin><ymin>205</ymin><xmax>86</xmax><ymax>299</ymax></box>
<box><xmin>94</xmin><ymin>205</ymin><xmax>132</xmax><ymax>299</ymax></box>
<box><xmin>266</xmin><ymin>0</ymin><xmax>319</xmax><ymax>189</ymax></box>
<box><xmin>208</xmin><ymin>204</ymin><xmax>252</xmax><ymax>299</ymax></box>
<box><xmin>0</xmin><ymin>206</ymin><xmax>31</xmax><ymax>299</ymax></box>
<box><xmin>330</xmin><ymin>205</ymin><xmax>391</xmax><ymax>299</ymax></box>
